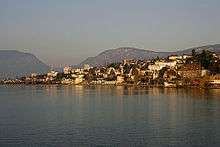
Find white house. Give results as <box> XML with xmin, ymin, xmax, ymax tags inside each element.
<box><xmin>63</xmin><ymin>66</ymin><xmax>72</xmax><ymax>74</ymax></box>
<box><xmin>61</xmin><ymin>78</ymin><xmax>74</xmax><ymax>84</ymax></box>
<box><xmin>47</xmin><ymin>71</ymin><xmax>58</xmax><ymax>77</ymax></box>
<box><xmin>116</xmin><ymin>76</ymin><xmax>124</xmax><ymax>84</ymax></box>
<box><xmin>168</xmin><ymin>55</ymin><xmax>183</xmax><ymax>60</ymax></box>
<box><xmin>74</xmin><ymin>77</ymin><xmax>84</xmax><ymax>84</ymax></box>
<box><xmin>209</xmin><ymin>74</ymin><xmax>220</xmax><ymax>85</ymax></box>
<box><xmin>148</xmin><ymin>61</ymin><xmax>177</xmax><ymax>71</ymax></box>
<box><xmin>83</xmin><ymin>64</ymin><xmax>91</xmax><ymax>71</ymax></box>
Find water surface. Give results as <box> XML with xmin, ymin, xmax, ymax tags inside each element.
<box><xmin>0</xmin><ymin>85</ymin><xmax>220</xmax><ymax>146</ymax></box>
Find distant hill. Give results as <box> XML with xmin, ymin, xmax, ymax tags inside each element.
<box><xmin>77</xmin><ymin>44</ymin><xmax>220</xmax><ymax>67</ymax></box>
<box><xmin>0</xmin><ymin>50</ymin><xmax>50</xmax><ymax>79</ymax></box>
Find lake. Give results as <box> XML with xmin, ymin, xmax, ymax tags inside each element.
<box><xmin>0</xmin><ymin>85</ymin><xmax>220</xmax><ymax>146</ymax></box>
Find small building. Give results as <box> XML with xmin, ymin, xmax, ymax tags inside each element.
<box><xmin>84</xmin><ymin>64</ymin><xmax>91</xmax><ymax>71</ymax></box>
<box><xmin>74</xmin><ymin>76</ymin><xmax>84</xmax><ymax>84</ymax></box>
<box><xmin>201</xmin><ymin>69</ymin><xmax>210</xmax><ymax>77</ymax></box>
<box><xmin>107</xmin><ymin>67</ymin><xmax>116</xmax><ymax>75</ymax></box>
<box><xmin>164</xmin><ymin>82</ymin><xmax>177</xmax><ymax>87</ymax></box>
<box><xmin>208</xmin><ymin>74</ymin><xmax>220</xmax><ymax>85</ymax></box>
<box><xmin>148</xmin><ymin>61</ymin><xmax>177</xmax><ymax>71</ymax></box>
<box><xmin>168</xmin><ymin>55</ymin><xmax>183</xmax><ymax>60</ymax></box>
<box><xmin>116</xmin><ymin>76</ymin><xmax>124</xmax><ymax>84</ymax></box>
<box><xmin>31</xmin><ymin>73</ymin><xmax>38</xmax><ymax>78</ymax></box>
<box><xmin>178</xmin><ymin>64</ymin><xmax>202</xmax><ymax>79</ymax></box>
<box><xmin>61</xmin><ymin>78</ymin><xmax>74</xmax><ymax>84</ymax></box>
<box><xmin>47</xmin><ymin>71</ymin><xmax>58</xmax><ymax>79</ymax></box>
<box><xmin>148</xmin><ymin>64</ymin><xmax>161</xmax><ymax>71</ymax></box>
<box><xmin>163</xmin><ymin>69</ymin><xmax>178</xmax><ymax>81</ymax></box>
<box><xmin>182</xmin><ymin>55</ymin><xmax>192</xmax><ymax>60</ymax></box>
<box><xmin>63</xmin><ymin>66</ymin><xmax>72</xmax><ymax>74</ymax></box>
<box><xmin>103</xmin><ymin>81</ymin><xmax>116</xmax><ymax>85</ymax></box>
<box><xmin>72</xmin><ymin>68</ymin><xmax>84</xmax><ymax>74</ymax></box>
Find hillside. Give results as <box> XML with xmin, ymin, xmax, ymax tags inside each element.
<box><xmin>77</xmin><ymin>44</ymin><xmax>220</xmax><ymax>67</ymax></box>
<box><xmin>0</xmin><ymin>50</ymin><xmax>50</xmax><ymax>79</ymax></box>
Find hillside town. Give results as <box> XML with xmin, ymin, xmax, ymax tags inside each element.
<box><xmin>1</xmin><ymin>49</ymin><xmax>220</xmax><ymax>88</ymax></box>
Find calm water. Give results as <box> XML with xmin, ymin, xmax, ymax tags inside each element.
<box><xmin>0</xmin><ymin>85</ymin><xmax>220</xmax><ymax>147</ymax></box>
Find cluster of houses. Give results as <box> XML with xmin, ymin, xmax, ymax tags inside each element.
<box><xmin>1</xmin><ymin>53</ymin><xmax>220</xmax><ymax>88</ymax></box>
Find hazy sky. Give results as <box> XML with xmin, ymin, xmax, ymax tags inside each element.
<box><xmin>1</xmin><ymin>0</ymin><xmax>220</xmax><ymax>66</ymax></box>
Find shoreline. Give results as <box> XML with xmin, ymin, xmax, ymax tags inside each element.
<box><xmin>1</xmin><ymin>83</ymin><xmax>220</xmax><ymax>89</ymax></box>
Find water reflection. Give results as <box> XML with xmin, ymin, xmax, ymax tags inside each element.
<box><xmin>1</xmin><ymin>85</ymin><xmax>219</xmax><ymax>146</ymax></box>
<box><xmin>42</xmin><ymin>85</ymin><xmax>220</xmax><ymax>100</ymax></box>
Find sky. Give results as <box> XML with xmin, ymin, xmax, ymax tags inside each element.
<box><xmin>1</xmin><ymin>0</ymin><xmax>220</xmax><ymax>66</ymax></box>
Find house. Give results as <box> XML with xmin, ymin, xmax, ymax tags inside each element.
<box><xmin>61</xmin><ymin>78</ymin><xmax>74</xmax><ymax>84</ymax></box>
<box><xmin>74</xmin><ymin>75</ymin><xmax>84</xmax><ymax>84</ymax></box>
<box><xmin>115</xmin><ymin>68</ymin><xmax>123</xmax><ymax>75</ymax></box>
<box><xmin>46</xmin><ymin>71</ymin><xmax>58</xmax><ymax>81</ymax></box>
<box><xmin>178</xmin><ymin>64</ymin><xmax>203</xmax><ymax>79</ymax></box>
<box><xmin>31</xmin><ymin>73</ymin><xmax>38</xmax><ymax>78</ymax></box>
<box><xmin>47</xmin><ymin>71</ymin><xmax>58</xmax><ymax>77</ymax></box>
<box><xmin>168</xmin><ymin>55</ymin><xmax>192</xmax><ymax>63</ymax></box>
<box><xmin>106</xmin><ymin>67</ymin><xmax>117</xmax><ymax>80</ymax></box>
<box><xmin>72</xmin><ymin>68</ymin><xmax>84</xmax><ymax>74</ymax></box>
<box><xmin>182</xmin><ymin>55</ymin><xmax>192</xmax><ymax>60</ymax></box>
<box><xmin>148</xmin><ymin>61</ymin><xmax>177</xmax><ymax>71</ymax></box>
<box><xmin>168</xmin><ymin>55</ymin><xmax>183</xmax><ymax>60</ymax></box>
<box><xmin>208</xmin><ymin>74</ymin><xmax>220</xmax><ymax>85</ymax></box>
<box><xmin>148</xmin><ymin>64</ymin><xmax>161</xmax><ymax>71</ymax></box>
<box><xmin>63</xmin><ymin>66</ymin><xmax>72</xmax><ymax>74</ymax></box>
<box><xmin>103</xmin><ymin>81</ymin><xmax>116</xmax><ymax>85</ymax></box>
<box><xmin>140</xmin><ymin>69</ymin><xmax>146</xmax><ymax>76</ymax></box>
<box><xmin>107</xmin><ymin>67</ymin><xmax>116</xmax><ymax>75</ymax></box>
<box><xmin>116</xmin><ymin>76</ymin><xmax>124</xmax><ymax>84</ymax></box>
<box><xmin>155</xmin><ymin>61</ymin><xmax>177</xmax><ymax>69</ymax></box>
<box><xmin>201</xmin><ymin>69</ymin><xmax>210</xmax><ymax>77</ymax></box>
<box><xmin>164</xmin><ymin>82</ymin><xmax>177</xmax><ymax>87</ymax></box>
<box><xmin>129</xmin><ymin>67</ymin><xmax>140</xmax><ymax>76</ymax></box>
<box><xmin>152</xmin><ymin>71</ymin><xmax>159</xmax><ymax>79</ymax></box>
<box><xmin>163</xmin><ymin>69</ymin><xmax>178</xmax><ymax>81</ymax></box>
<box><xmin>83</xmin><ymin>64</ymin><xmax>91</xmax><ymax>71</ymax></box>
<box><xmin>148</xmin><ymin>61</ymin><xmax>177</xmax><ymax>80</ymax></box>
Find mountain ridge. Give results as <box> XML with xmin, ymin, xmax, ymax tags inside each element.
<box><xmin>76</xmin><ymin>44</ymin><xmax>220</xmax><ymax>67</ymax></box>
<box><xmin>0</xmin><ymin>50</ymin><xmax>50</xmax><ymax>79</ymax></box>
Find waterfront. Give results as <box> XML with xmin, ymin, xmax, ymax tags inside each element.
<box><xmin>0</xmin><ymin>85</ymin><xmax>220</xmax><ymax>146</ymax></box>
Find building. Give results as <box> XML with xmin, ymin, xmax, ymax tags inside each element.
<box><xmin>74</xmin><ymin>77</ymin><xmax>84</xmax><ymax>84</ymax></box>
<box><xmin>178</xmin><ymin>64</ymin><xmax>202</xmax><ymax>79</ymax></box>
<box><xmin>148</xmin><ymin>61</ymin><xmax>177</xmax><ymax>71</ymax></box>
<box><xmin>47</xmin><ymin>71</ymin><xmax>58</xmax><ymax>77</ymax></box>
<box><xmin>168</xmin><ymin>55</ymin><xmax>192</xmax><ymax>62</ymax></box>
<box><xmin>163</xmin><ymin>69</ymin><xmax>178</xmax><ymax>81</ymax></box>
<box><xmin>46</xmin><ymin>71</ymin><xmax>59</xmax><ymax>81</ymax></box>
<box><xmin>168</xmin><ymin>55</ymin><xmax>183</xmax><ymax>60</ymax></box>
<box><xmin>182</xmin><ymin>55</ymin><xmax>192</xmax><ymax>60</ymax></box>
<box><xmin>116</xmin><ymin>76</ymin><xmax>124</xmax><ymax>84</ymax></box>
<box><xmin>148</xmin><ymin>64</ymin><xmax>161</xmax><ymax>71</ymax></box>
<box><xmin>84</xmin><ymin>64</ymin><xmax>91</xmax><ymax>71</ymax></box>
<box><xmin>63</xmin><ymin>66</ymin><xmax>72</xmax><ymax>74</ymax></box>
<box><xmin>61</xmin><ymin>78</ymin><xmax>74</xmax><ymax>84</ymax></box>
<box><xmin>31</xmin><ymin>73</ymin><xmax>38</xmax><ymax>78</ymax></box>
<box><xmin>208</xmin><ymin>74</ymin><xmax>220</xmax><ymax>85</ymax></box>
<box><xmin>72</xmin><ymin>68</ymin><xmax>84</xmax><ymax>74</ymax></box>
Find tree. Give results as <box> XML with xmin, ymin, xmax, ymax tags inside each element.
<box><xmin>159</xmin><ymin>67</ymin><xmax>168</xmax><ymax>78</ymax></box>
<box><xmin>192</xmin><ymin>49</ymin><xmax>196</xmax><ymax>57</ymax></box>
<box><xmin>107</xmin><ymin>62</ymin><xmax>120</xmax><ymax>69</ymax></box>
<box><xmin>197</xmin><ymin>50</ymin><xmax>213</xmax><ymax>69</ymax></box>
<box><xmin>188</xmin><ymin>49</ymin><xmax>219</xmax><ymax>73</ymax></box>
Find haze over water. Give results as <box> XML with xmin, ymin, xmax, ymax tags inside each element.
<box><xmin>0</xmin><ymin>85</ymin><xmax>220</xmax><ymax>146</ymax></box>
